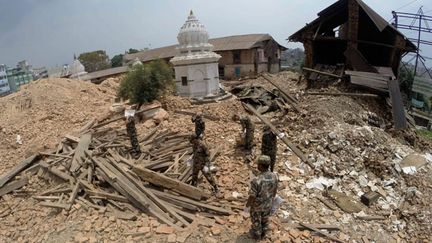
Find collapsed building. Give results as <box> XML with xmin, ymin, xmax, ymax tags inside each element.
<box><xmin>288</xmin><ymin>0</ymin><xmax>417</xmax><ymax>129</ymax></box>
<box><xmin>289</xmin><ymin>0</ymin><xmax>416</xmax><ymax>75</ymax></box>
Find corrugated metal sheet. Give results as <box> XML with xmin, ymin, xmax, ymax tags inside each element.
<box><xmin>124</xmin><ymin>34</ymin><xmax>284</xmax><ymax>63</ymax></box>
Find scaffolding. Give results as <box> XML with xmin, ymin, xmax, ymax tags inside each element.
<box><xmin>392</xmin><ymin>7</ymin><xmax>432</xmax><ymax>79</ymax></box>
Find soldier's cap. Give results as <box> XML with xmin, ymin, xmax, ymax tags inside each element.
<box><xmin>263</xmin><ymin>125</ymin><xmax>271</xmax><ymax>131</ymax></box>
<box><xmin>257</xmin><ymin>155</ymin><xmax>271</xmax><ymax>166</ymax></box>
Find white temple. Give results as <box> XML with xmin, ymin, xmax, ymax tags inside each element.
<box><xmin>69</xmin><ymin>55</ymin><xmax>87</xmax><ymax>79</ymax></box>
<box><xmin>170</xmin><ymin>10</ymin><xmax>221</xmax><ymax>97</ymax></box>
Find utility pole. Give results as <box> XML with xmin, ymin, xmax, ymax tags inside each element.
<box><xmin>392</xmin><ymin>7</ymin><xmax>432</xmax><ymax>78</ymax></box>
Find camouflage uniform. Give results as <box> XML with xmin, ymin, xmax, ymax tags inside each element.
<box><xmin>190</xmin><ymin>136</ymin><xmax>219</xmax><ymax>192</ymax></box>
<box><xmin>240</xmin><ymin>116</ymin><xmax>255</xmax><ymax>151</ymax></box>
<box><xmin>261</xmin><ymin>125</ymin><xmax>277</xmax><ymax>172</ymax></box>
<box><xmin>192</xmin><ymin>114</ymin><xmax>205</xmax><ymax>138</ymax></box>
<box><xmin>248</xmin><ymin>155</ymin><xmax>278</xmax><ymax>239</ymax></box>
<box><xmin>126</xmin><ymin>116</ymin><xmax>141</xmax><ymax>156</ymax></box>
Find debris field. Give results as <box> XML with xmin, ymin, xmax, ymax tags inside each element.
<box><xmin>0</xmin><ymin>72</ymin><xmax>431</xmax><ymax>243</ymax></box>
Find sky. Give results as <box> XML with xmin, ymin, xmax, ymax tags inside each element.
<box><xmin>0</xmin><ymin>0</ymin><xmax>431</xmax><ymax>68</ymax></box>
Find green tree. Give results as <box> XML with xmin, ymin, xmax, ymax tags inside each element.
<box><xmin>128</xmin><ymin>48</ymin><xmax>139</xmax><ymax>54</ymax></box>
<box><xmin>118</xmin><ymin>59</ymin><xmax>174</xmax><ymax>106</ymax></box>
<box><xmin>111</xmin><ymin>54</ymin><xmax>124</xmax><ymax>67</ymax></box>
<box><xmin>78</xmin><ymin>50</ymin><xmax>110</xmax><ymax>73</ymax></box>
<box><xmin>399</xmin><ymin>63</ymin><xmax>415</xmax><ymax>95</ymax></box>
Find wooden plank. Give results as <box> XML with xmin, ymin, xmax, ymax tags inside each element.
<box><xmin>132</xmin><ymin>166</ymin><xmax>210</xmax><ymax>200</ymax></box>
<box><xmin>104</xmin><ymin>158</ymin><xmax>187</xmax><ymax>227</ymax></box>
<box><xmin>39</xmin><ymin>152</ymin><xmax>72</xmax><ymax>159</ymax></box>
<box><xmin>0</xmin><ymin>178</ymin><xmax>28</xmax><ymax>197</ymax></box>
<box><xmin>285</xmin><ymin>223</ymin><xmax>341</xmax><ymax>231</ymax></box>
<box><xmin>304</xmin><ymin>92</ymin><xmax>379</xmax><ymax>98</ymax></box>
<box><xmin>388</xmin><ymin>79</ymin><xmax>407</xmax><ymax>129</ymax></box>
<box><xmin>243</xmin><ymin>104</ymin><xmax>308</xmax><ymax>163</ymax></box>
<box><xmin>94</xmin><ymin>158</ymin><xmax>179</xmax><ymax>228</ymax></box>
<box><xmin>68</xmin><ymin>182</ymin><xmax>81</xmax><ymax>204</ymax></box>
<box><xmin>86</xmin><ymin>190</ymin><xmax>129</xmax><ymax>203</ymax></box>
<box><xmin>303</xmin><ymin>67</ymin><xmax>342</xmax><ymax>79</ymax></box>
<box><xmin>32</xmin><ymin>196</ymin><xmax>61</xmax><ymax>201</ymax></box>
<box><xmin>0</xmin><ymin>155</ymin><xmax>39</xmax><ymax>187</ymax></box>
<box><xmin>39</xmin><ymin>201</ymin><xmax>71</xmax><ymax>210</ymax></box>
<box><xmin>149</xmin><ymin>189</ymin><xmax>200</xmax><ymax>211</ymax></box>
<box><xmin>69</xmin><ymin>133</ymin><xmax>92</xmax><ymax>173</ymax></box>
<box><xmin>174</xmin><ymin>110</ymin><xmax>221</xmax><ymax>121</ymax></box>
<box><xmin>162</xmin><ymin>191</ymin><xmax>232</xmax><ymax>215</ymax></box>
<box><xmin>299</xmin><ymin>223</ymin><xmax>346</xmax><ymax>243</ymax></box>
<box><xmin>39</xmin><ymin>162</ymin><xmax>75</xmax><ymax>182</ymax></box>
<box><xmin>64</xmin><ymin>135</ymin><xmax>80</xmax><ymax>143</ymax></box>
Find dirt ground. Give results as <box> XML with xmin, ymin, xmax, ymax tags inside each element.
<box><xmin>0</xmin><ymin>72</ymin><xmax>431</xmax><ymax>242</ymax></box>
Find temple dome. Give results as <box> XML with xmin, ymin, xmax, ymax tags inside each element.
<box><xmin>177</xmin><ymin>10</ymin><xmax>212</xmax><ymax>51</ymax></box>
<box><xmin>69</xmin><ymin>57</ymin><xmax>87</xmax><ymax>79</ymax></box>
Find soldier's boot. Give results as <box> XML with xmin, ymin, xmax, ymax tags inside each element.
<box><xmin>191</xmin><ymin>174</ymin><xmax>198</xmax><ymax>187</ymax></box>
<box><xmin>261</xmin><ymin>213</ymin><xmax>270</xmax><ymax>239</ymax></box>
<box><xmin>249</xmin><ymin>211</ymin><xmax>263</xmax><ymax>240</ymax></box>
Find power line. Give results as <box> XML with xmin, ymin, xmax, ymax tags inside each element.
<box><xmin>395</xmin><ymin>0</ymin><xmax>419</xmax><ymax>11</ymax></box>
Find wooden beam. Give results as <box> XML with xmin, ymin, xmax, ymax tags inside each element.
<box><xmin>303</xmin><ymin>67</ymin><xmax>342</xmax><ymax>79</ymax></box>
<box><xmin>286</xmin><ymin>223</ymin><xmax>341</xmax><ymax>231</ymax></box>
<box><xmin>0</xmin><ymin>155</ymin><xmax>40</xmax><ymax>187</ymax></box>
<box><xmin>243</xmin><ymin>104</ymin><xmax>308</xmax><ymax>163</ymax></box>
<box><xmin>174</xmin><ymin>110</ymin><xmax>221</xmax><ymax>121</ymax></box>
<box><xmin>39</xmin><ymin>201</ymin><xmax>71</xmax><ymax>210</ymax></box>
<box><xmin>161</xmin><ymin>191</ymin><xmax>232</xmax><ymax>215</ymax></box>
<box><xmin>69</xmin><ymin>133</ymin><xmax>92</xmax><ymax>173</ymax></box>
<box><xmin>0</xmin><ymin>178</ymin><xmax>28</xmax><ymax>197</ymax></box>
<box><xmin>388</xmin><ymin>79</ymin><xmax>407</xmax><ymax>129</ymax></box>
<box><xmin>304</xmin><ymin>92</ymin><xmax>379</xmax><ymax>98</ymax></box>
<box><xmin>131</xmin><ymin>166</ymin><xmax>210</xmax><ymax>200</ymax></box>
<box><xmin>299</xmin><ymin>223</ymin><xmax>346</xmax><ymax>243</ymax></box>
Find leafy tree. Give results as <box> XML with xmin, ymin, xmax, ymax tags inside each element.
<box><xmin>399</xmin><ymin>63</ymin><xmax>415</xmax><ymax>95</ymax></box>
<box><xmin>128</xmin><ymin>48</ymin><xmax>139</xmax><ymax>54</ymax></box>
<box><xmin>118</xmin><ymin>60</ymin><xmax>174</xmax><ymax>106</ymax></box>
<box><xmin>111</xmin><ymin>54</ymin><xmax>124</xmax><ymax>67</ymax></box>
<box><xmin>78</xmin><ymin>50</ymin><xmax>110</xmax><ymax>73</ymax></box>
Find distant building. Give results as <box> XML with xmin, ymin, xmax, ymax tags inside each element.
<box><xmin>0</xmin><ymin>64</ymin><xmax>11</xmax><ymax>96</ymax></box>
<box><xmin>6</xmin><ymin>60</ymin><xmax>35</xmax><ymax>92</ymax></box>
<box><xmin>124</xmin><ymin>34</ymin><xmax>286</xmax><ymax>80</ymax></box>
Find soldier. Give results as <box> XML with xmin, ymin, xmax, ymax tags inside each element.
<box><xmin>192</xmin><ymin>113</ymin><xmax>205</xmax><ymax>138</ymax></box>
<box><xmin>246</xmin><ymin>155</ymin><xmax>278</xmax><ymax>240</ymax></box>
<box><xmin>126</xmin><ymin>116</ymin><xmax>141</xmax><ymax>156</ymax></box>
<box><xmin>261</xmin><ymin>125</ymin><xmax>277</xmax><ymax>172</ymax></box>
<box><xmin>189</xmin><ymin>135</ymin><xmax>220</xmax><ymax>195</ymax></box>
<box><xmin>240</xmin><ymin>116</ymin><xmax>255</xmax><ymax>151</ymax></box>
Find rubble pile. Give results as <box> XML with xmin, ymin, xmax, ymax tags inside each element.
<box><xmin>0</xmin><ymin>78</ymin><xmax>118</xmax><ymax>174</ymax></box>
<box><xmin>0</xmin><ymin>72</ymin><xmax>431</xmax><ymax>242</ymax></box>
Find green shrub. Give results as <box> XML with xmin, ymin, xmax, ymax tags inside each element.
<box><xmin>118</xmin><ymin>60</ymin><xmax>174</xmax><ymax>106</ymax></box>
